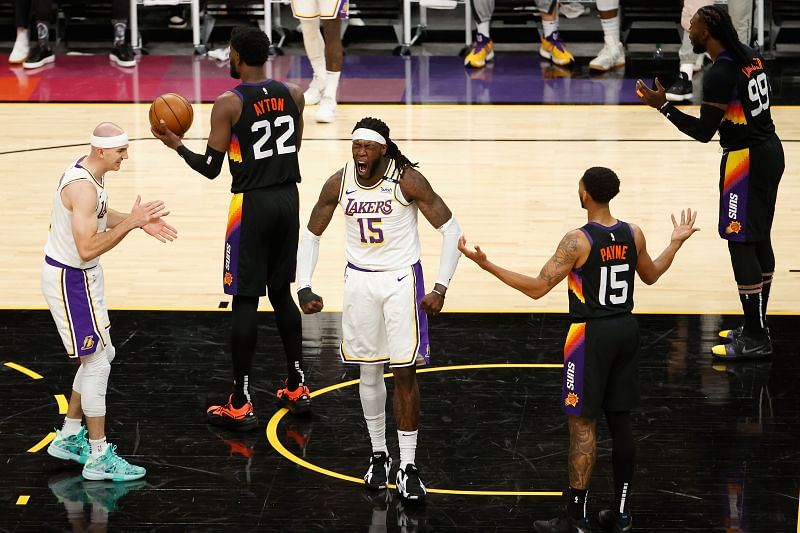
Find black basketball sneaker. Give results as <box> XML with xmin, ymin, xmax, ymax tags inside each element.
<box><xmin>364</xmin><ymin>451</ymin><xmax>392</xmax><ymax>490</ymax></box>
<box><xmin>395</xmin><ymin>463</ymin><xmax>427</xmax><ymax>503</ymax></box>
<box><xmin>597</xmin><ymin>509</ymin><xmax>632</xmax><ymax>532</ymax></box>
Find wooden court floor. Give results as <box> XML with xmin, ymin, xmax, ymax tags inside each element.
<box><xmin>0</xmin><ymin>103</ymin><xmax>797</xmax><ymax>313</ymax></box>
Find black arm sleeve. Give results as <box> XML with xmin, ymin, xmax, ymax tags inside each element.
<box><xmin>177</xmin><ymin>145</ymin><xmax>225</xmax><ymax>180</ymax></box>
<box><xmin>660</xmin><ymin>102</ymin><xmax>726</xmax><ymax>143</ymax></box>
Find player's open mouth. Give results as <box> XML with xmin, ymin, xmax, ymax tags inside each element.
<box><xmin>356</xmin><ymin>161</ymin><xmax>368</xmax><ymax>174</ymax></box>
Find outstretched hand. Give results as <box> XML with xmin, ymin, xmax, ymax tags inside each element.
<box><xmin>636</xmin><ymin>78</ymin><xmax>668</xmax><ymax>109</ymax></box>
<box><xmin>143</xmin><ymin>217</ymin><xmax>178</xmax><ymax>243</ymax></box>
<box><xmin>130</xmin><ymin>195</ymin><xmax>169</xmax><ymax>228</ymax></box>
<box><xmin>458</xmin><ymin>235</ymin><xmax>488</xmax><ymax>268</ymax></box>
<box><xmin>150</xmin><ymin>119</ymin><xmax>183</xmax><ymax>150</ymax></box>
<box><xmin>670</xmin><ymin>208</ymin><xmax>700</xmax><ymax>244</ymax></box>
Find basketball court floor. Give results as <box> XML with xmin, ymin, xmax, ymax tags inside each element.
<box><xmin>1</xmin><ymin>53</ymin><xmax>799</xmax><ymax>531</ymax></box>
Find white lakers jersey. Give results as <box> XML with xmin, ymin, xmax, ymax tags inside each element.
<box><xmin>44</xmin><ymin>157</ymin><xmax>108</xmax><ymax>269</ymax></box>
<box><xmin>338</xmin><ymin>160</ymin><xmax>421</xmax><ymax>271</ymax></box>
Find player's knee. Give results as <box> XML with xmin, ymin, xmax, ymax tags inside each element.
<box><xmin>79</xmin><ymin>351</ymin><xmax>111</xmax><ymax>418</ymax></box>
<box><xmin>359</xmin><ymin>364</ymin><xmax>385</xmax><ymax>388</ymax></box>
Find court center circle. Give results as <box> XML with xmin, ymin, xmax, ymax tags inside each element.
<box><xmin>266</xmin><ymin>363</ymin><xmax>564</xmax><ymax>497</ymax></box>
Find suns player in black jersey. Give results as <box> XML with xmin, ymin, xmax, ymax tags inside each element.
<box><xmin>637</xmin><ymin>5</ymin><xmax>784</xmax><ymax>361</ymax></box>
<box><xmin>459</xmin><ymin>168</ymin><xmax>699</xmax><ymax>533</ymax></box>
<box><xmin>151</xmin><ymin>26</ymin><xmax>312</xmax><ymax>430</ymax></box>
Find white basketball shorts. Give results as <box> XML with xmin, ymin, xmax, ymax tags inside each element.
<box><xmin>340</xmin><ymin>261</ymin><xmax>430</xmax><ymax>368</ymax></box>
<box><xmin>291</xmin><ymin>0</ymin><xmax>349</xmax><ymax>20</ymax></box>
<box><xmin>41</xmin><ymin>256</ymin><xmax>110</xmax><ymax>358</ymax></box>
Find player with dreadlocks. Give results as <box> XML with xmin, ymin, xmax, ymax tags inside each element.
<box><xmin>296</xmin><ymin>116</ymin><xmax>463</xmax><ymax>502</ymax></box>
<box><xmin>637</xmin><ymin>5</ymin><xmax>784</xmax><ymax>361</ymax></box>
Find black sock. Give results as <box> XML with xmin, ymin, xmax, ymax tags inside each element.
<box><xmin>268</xmin><ymin>284</ymin><xmax>304</xmax><ymax>390</ymax></box>
<box><xmin>606</xmin><ymin>410</ymin><xmax>635</xmax><ymax>516</ymax></box>
<box><xmin>567</xmin><ymin>487</ymin><xmax>588</xmax><ymax>520</ymax></box>
<box><xmin>761</xmin><ymin>273</ymin><xmax>773</xmax><ymax>326</ymax></box>
<box><xmin>231</xmin><ymin>295</ymin><xmax>258</xmax><ymax>407</ymax></box>
<box><xmin>739</xmin><ymin>291</ymin><xmax>765</xmax><ymax>338</ymax></box>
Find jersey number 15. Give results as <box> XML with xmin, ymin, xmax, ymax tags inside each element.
<box><xmin>251</xmin><ymin>116</ymin><xmax>296</xmax><ymax>159</ymax></box>
<box><xmin>599</xmin><ymin>264</ymin><xmax>629</xmax><ymax>305</ymax></box>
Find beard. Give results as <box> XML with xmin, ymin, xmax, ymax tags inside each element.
<box><xmin>229</xmin><ymin>63</ymin><xmax>240</xmax><ymax>79</ymax></box>
<box><xmin>691</xmin><ymin>40</ymin><xmax>707</xmax><ymax>55</ymax></box>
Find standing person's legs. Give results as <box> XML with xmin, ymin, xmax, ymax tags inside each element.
<box><xmin>315</xmin><ymin>1</ymin><xmax>347</xmax><ymax>123</ymax></box>
<box><xmin>298</xmin><ymin>16</ymin><xmax>327</xmax><ymax>104</ymax></box>
<box><xmin>23</xmin><ymin>0</ymin><xmax>54</xmax><ymax>68</ymax></box>
<box><xmin>538</xmin><ymin>1</ymin><xmax>574</xmax><ymax>66</ymax></box>
<box><xmin>10</xmin><ymin>0</ymin><xmax>31</xmax><ymax>63</ymax></box>
<box><xmin>728</xmin><ymin>0</ymin><xmax>753</xmax><ymax>44</ymax></box>
<box><xmin>465</xmin><ymin>0</ymin><xmax>495</xmax><ymax>68</ymax></box>
<box><xmin>589</xmin><ymin>0</ymin><xmax>625</xmax><ymax>72</ymax></box>
<box><xmin>110</xmin><ymin>0</ymin><xmax>136</xmax><ymax>67</ymax></box>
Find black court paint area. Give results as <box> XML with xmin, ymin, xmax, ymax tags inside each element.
<box><xmin>1</xmin><ymin>310</ymin><xmax>798</xmax><ymax>531</ymax></box>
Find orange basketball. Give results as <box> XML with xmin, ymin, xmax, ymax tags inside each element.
<box><xmin>149</xmin><ymin>93</ymin><xmax>193</xmax><ymax>136</ymax></box>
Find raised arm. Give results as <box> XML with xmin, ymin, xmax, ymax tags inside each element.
<box><xmin>399</xmin><ymin>167</ymin><xmax>462</xmax><ymax>315</ymax></box>
<box><xmin>458</xmin><ymin>229</ymin><xmax>590</xmax><ymax>300</ymax></box>
<box><xmin>296</xmin><ymin>170</ymin><xmax>343</xmax><ymax>314</ymax></box>
<box><xmin>150</xmin><ymin>92</ymin><xmax>239</xmax><ymax>179</ymax></box>
<box><xmin>633</xmin><ymin>209</ymin><xmax>700</xmax><ymax>285</ymax></box>
<box><xmin>65</xmin><ymin>183</ymin><xmax>165</xmax><ymax>262</ymax></box>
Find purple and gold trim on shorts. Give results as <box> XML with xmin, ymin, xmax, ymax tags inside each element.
<box><xmin>223</xmin><ymin>193</ymin><xmax>243</xmax><ymax>295</ymax></box>
<box><xmin>719</xmin><ymin>148</ymin><xmax>749</xmax><ymax>242</ymax></box>
<box><xmin>46</xmin><ymin>256</ymin><xmax>104</xmax><ymax>358</ymax></box>
<box><xmin>562</xmin><ymin>322</ymin><xmax>586</xmax><ymax>416</ymax></box>
<box><xmin>412</xmin><ymin>261</ymin><xmax>430</xmax><ymax>365</ymax></box>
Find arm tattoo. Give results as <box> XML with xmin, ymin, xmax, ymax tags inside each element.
<box><xmin>539</xmin><ymin>234</ymin><xmax>579</xmax><ymax>287</ymax></box>
<box><xmin>568</xmin><ymin>417</ymin><xmax>597</xmax><ymax>490</ymax></box>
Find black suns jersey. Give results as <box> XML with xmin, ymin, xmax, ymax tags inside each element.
<box><xmin>228</xmin><ymin>80</ymin><xmax>301</xmax><ymax>193</ymax></box>
<box><xmin>568</xmin><ymin>221</ymin><xmax>638</xmax><ymax>320</ymax></box>
<box><xmin>703</xmin><ymin>46</ymin><xmax>776</xmax><ymax>151</ymax></box>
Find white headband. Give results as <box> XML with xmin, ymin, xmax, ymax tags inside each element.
<box><xmin>90</xmin><ymin>133</ymin><xmax>129</xmax><ymax>148</ymax></box>
<box><xmin>352</xmin><ymin>128</ymin><xmax>387</xmax><ymax>145</ymax></box>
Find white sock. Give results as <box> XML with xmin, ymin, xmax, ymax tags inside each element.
<box><xmin>398</xmin><ymin>430</ymin><xmax>418</xmax><ymax>469</ymax></box>
<box><xmin>680</xmin><ymin>63</ymin><xmax>694</xmax><ymax>79</ymax></box>
<box><xmin>61</xmin><ymin>417</ymin><xmax>82</xmax><ymax>437</ymax></box>
<box><xmin>477</xmin><ymin>21</ymin><xmax>490</xmax><ymax>38</ymax></box>
<box><xmin>15</xmin><ymin>28</ymin><xmax>28</xmax><ymax>44</ymax></box>
<box><xmin>365</xmin><ymin>413</ymin><xmax>388</xmax><ymax>454</ymax></box>
<box><xmin>89</xmin><ymin>437</ymin><xmax>107</xmax><ymax>458</ymax></box>
<box><xmin>323</xmin><ymin>70</ymin><xmax>340</xmax><ymax>100</ymax></box>
<box><xmin>542</xmin><ymin>20</ymin><xmax>558</xmax><ymax>39</ymax></box>
<box><xmin>600</xmin><ymin>16</ymin><xmax>620</xmax><ymax>47</ymax></box>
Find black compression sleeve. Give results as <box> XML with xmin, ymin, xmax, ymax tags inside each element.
<box><xmin>177</xmin><ymin>145</ymin><xmax>224</xmax><ymax>179</ymax></box>
<box><xmin>659</xmin><ymin>102</ymin><xmax>726</xmax><ymax>143</ymax></box>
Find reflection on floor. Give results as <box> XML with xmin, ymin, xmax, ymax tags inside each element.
<box><xmin>2</xmin><ymin>310</ymin><xmax>798</xmax><ymax>531</ymax></box>
<box><xmin>3</xmin><ymin>53</ymin><xmax>800</xmax><ymax>104</ymax></box>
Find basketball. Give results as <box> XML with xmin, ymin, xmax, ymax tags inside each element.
<box><xmin>149</xmin><ymin>93</ymin><xmax>193</xmax><ymax>136</ymax></box>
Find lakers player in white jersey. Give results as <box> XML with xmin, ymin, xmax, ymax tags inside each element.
<box><xmin>296</xmin><ymin>117</ymin><xmax>463</xmax><ymax>502</ymax></box>
<box><xmin>41</xmin><ymin>122</ymin><xmax>176</xmax><ymax>481</ymax></box>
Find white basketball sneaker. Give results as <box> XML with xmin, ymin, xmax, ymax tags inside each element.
<box><xmin>589</xmin><ymin>42</ymin><xmax>626</xmax><ymax>72</ymax></box>
<box><xmin>304</xmin><ymin>76</ymin><xmax>326</xmax><ymax>106</ymax></box>
<box><xmin>315</xmin><ymin>96</ymin><xmax>337</xmax><ymax>123</ymax></box>
<box><xmin>9</xmin><ymin>34</ymin><xmax>30</xmax><ymax>64</ymax></box>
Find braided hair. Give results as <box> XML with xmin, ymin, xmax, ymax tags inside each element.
<box><xmin>352</xmin><ymin>117</ymin><xmax>418</xmax><ymax>172</ymax></box>
<box><xmin>695</xmin><ymin>5</ymin><xmax>750</xmax><ymax>65</ymax></box>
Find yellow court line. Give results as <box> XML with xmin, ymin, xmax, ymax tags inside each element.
<box><xmin>55</xmin><ymin>394</ymin><xmax>68</xmax><ymax>415</ymax></box>
<box><xmin>16</xmin><ymin>495</ymin><xmax>30</xmax><ymax>505</ymax></box>
<box><xmin>28</xmin><ymin>432</ymin><xmax>55</xmax><ymax>453</ymax></box>
<box><xmin>268</xmin><ymin>363</ymin><xmax>564</xmax><ymax>497</ymax></box>
<box><xmin>796</xmin><ymin>489</ymin><xmax>799</xmax><ymax>533</ymax></box>
<box><xmin>3</xmin><ymin>362</ymin><xmax>43</xmax><ymax>380</ymax></box>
